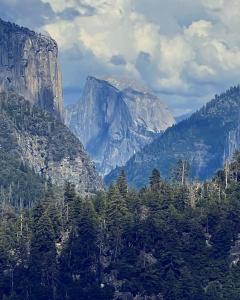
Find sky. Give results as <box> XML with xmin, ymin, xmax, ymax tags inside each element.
<box><xmin>1</xmin><ymin>0</ymin><xmax>240</xmax><ymax>115</ymax></box>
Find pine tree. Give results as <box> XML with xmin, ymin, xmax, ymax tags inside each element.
<box><xmin>59</xmin><ymin>201</ymin><xmax>100</xmax><ymax>299</ymax></box>
<box><xmin>28</xmin><ymin>211</ymin><xmax>57</xmax><ymax>300</ymax></box>
<box><xmin>64</xmin><ymin>182</ymin><xmax>77</xmax><ymax>224</ymax></box>
<box><xmin>64</xmin><ymin>182</ymin><xmax>76</xmax><ymax>204</ymax></box>
<box><xmin>149</xmin><ymin>168</ymin><xmax>162</xmax><ymax>190</ymax></box>
<box><xmin>0</xmin><ymin>235</ymin><xmax>10</xmax><ymax>299</ymax></box>
<box><xmin>106</xmin><ymin>185</ymin><xmax>129</xmax><ymax>261</ymax></box>
<box><xmin>117</xmin><ymin>169</ymin><xmax>128</xmax><ymax>198</ymax></box>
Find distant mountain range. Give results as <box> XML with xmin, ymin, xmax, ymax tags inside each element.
<box><xmin>105</xmin><ymin>86</ymin><xmax>240</xmax><ymax>188</ymax></box>
<box><xmin>66</xmin><ymin>76</ymin><xmax>175</xmax><ymax>175</ymax></box>
<box><xmin>3</xmin><ymin>17</ymin><xmax>240</xmax><ymax>197</ymax></box>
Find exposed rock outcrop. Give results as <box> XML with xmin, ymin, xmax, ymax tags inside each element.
<box><xmin>105</xmin><ymin>86</ymin><xmax>240</xmax><ymax>188</ymax></box>
<box><xmin>0</xmin><ymin>18</ymin><xmax>63</xmax><ymax>119</ymax></box>
<box><xmin>0</xmin><ymin>92</ymin><xmax>103</xmax><ymax>194</ymax></box>
<box><xmin>66</xmin><ymin>76</ymin><xmax>175</xmax><ymax>175</ymax></box>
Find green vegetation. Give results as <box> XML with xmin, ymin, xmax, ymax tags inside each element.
<box><xmin>0</xmin><ymin>92</ymin><xmax>90</xmax><ymax>208</ymax></box>
<box><xmin>105</xmin><ymin>86</ymin><xmax>240</xmax><ymax>188</ymax></box>
<box><xmin>1</xmin><ymin>153</ymin><xmax>240</xmax><ymax>299</ymax></box>
<box><xmin>0</xmin><ymin>93</ymin><xmax>46</xmax><ymax>208</ymax></box>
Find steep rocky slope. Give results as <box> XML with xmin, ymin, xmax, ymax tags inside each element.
<box><xmin>0</xmin><ymin>18</ymin><xmax>63</xmax><ymax>119</ymax></box>
<box><xmin>0</xmin><ymin>92</ymin><xmax>103</xmax><ymax>200</ymax></box>
<box><xmin>105</xmin><ymin>86</ymin><xmax>240</xmax><ymax>187</ymax></box>
<box><xmin>66</xmin><ymin>76</ymin><xmax>175</xmax><ymax>175</ymax></box>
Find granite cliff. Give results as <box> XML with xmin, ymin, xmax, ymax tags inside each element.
<box><xmin>66</xmin><ymin>76</ymin><xmax>175</xmax><ymax>175</ymax></box>
<box><xmin>105</xmin><ymin>86</ymin><xmax>240</xmax><ymax>188</ymax></box>
<box><xmin>0</xmin><ymin>19</ymin><xmax>103</xmax><ymax>198</ymax></box>
<box><xmin>0</xmin><ymin>18</ymin><xmax>63</xmax><ymax>119</ymax></box>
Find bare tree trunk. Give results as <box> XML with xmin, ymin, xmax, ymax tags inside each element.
<box><xmin>182</xmin><ymin>161</ymin><xmax>185</xmax><ymax>186</ymax></box>
<box><xmin>225</xmin><ymin>160</ymin><xmax>229</xmax><ymax>189</ymax></box>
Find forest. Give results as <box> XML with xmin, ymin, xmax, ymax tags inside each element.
<box><xmin>1</xmin><ymin>153</ymin><xmax>240</xmax><ymax>299</ymax></box>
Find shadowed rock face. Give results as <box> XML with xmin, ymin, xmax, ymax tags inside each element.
<box><xmin>0</xmin><ymin>18</ymin><xmax>63</xmax><ymax>119</ymax></box>
<box><xmin>66</xmin><ymin>76</ymin><xmax>175</xmax><ymax>175</ymax></box>
<box><xmin>105</xmin><ymin>86</ymin><xmax>240</xmax><ymax>188</ymax></box>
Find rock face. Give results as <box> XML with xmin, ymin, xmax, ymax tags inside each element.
<box><xmin>0</xmin><ymin>18</ymin><xmax>63</xmax><ymax>119</ymax></box>
<box><xmin>66</xmin><ymin>76</ymin><xmax>175</xmax><ymax>175</ymax></box>
<box><xmin>0</xmin><ymin>92</ymin><xmax>103</xmax><ymax>195</ymax></box>
<box><xmin>105</xmin><ymin>86</ymin><xmax>240</xmax><ymax>188</ymax></box>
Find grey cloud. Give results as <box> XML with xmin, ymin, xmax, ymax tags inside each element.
<box><xmin>135</xmin><ymin>52</ymin><xmax>159</xmax><ymax>88</ymax></box>
<box><xmin>58</xmin><ymin>8</ymin><xmax>80</xmax><ymax>20</ymax></box>
<box><xmin>75</xmin><ymin>3</ymin><xmax>96</xmax><ymax>16</ymax></box>
<box><xmin>1</xmin><ymin>0</ymin><xmax>240</xmax><ymax>114</ymax></box>
<box><xmin>0</xmin><ymin>0</ymin><xmax>55</xmax><ymax>29</ymax></box>
<box><xmin>0</xmin><ymin>0</ymin><xmax>96</xmax><ymax>29</ymax></box>
<box><xmin>133</xmin><ymin>0</ymin><xmax>209</xmax><ymax>35</ymax></box>
<box><xmin>58</xmin><ymin>4</ymin><xmax>96</xmax><ymax>19</ymax></box>
<box><xmin>110</xmin><ymin>55</ymin><xmax>126</xmax><ymax>66</ymax></box>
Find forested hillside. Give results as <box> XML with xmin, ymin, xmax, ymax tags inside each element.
<box><xmin>0</xmin><ymin>92</ymin><xmax>102</xmax><ymax>208</ymax></box>
<box><xmin>105</xmin><ymin>86</ymin><xmax>240</xmax><ymax>188</ymax></box>
<box><xmin>2</xmin><ymin>153</ymin><xmax>240</xmax><ymax>299</ymax></box>
<box><xmin>0</xmin><ymin>92</ymin><xmax>47</xmax><ymax>207</ymax></box>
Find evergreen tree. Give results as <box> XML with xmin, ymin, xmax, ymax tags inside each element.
<box><xmin>117</xmin><ymin>169</ymin><xmax>128</xmax><ymax>198</ymax></box>
<box><xmin>59</xmin><ymin>201</ymin><xmax>100</xmax><ymax>300</ymax></box>
<box><xmin>64</xmin><ymin>182</ymin><xmax>77</xmax><ymax>225</ymax></box>
<box><xmin>149</xmin><ymin>168</ymin><xmax>162</xmax><ymax>190</ymax></box>
<box><xmin>3</xmin><ymin>151</ymin><xmax>240</xmax><ymax>299</ymax></box>
<box><xmin>106</xmin><ymin>185</ymin><xmax>129</xmax><ymax>261</ymax></box>
<box><xmin>28</xmin><ymin>212</ymin><xmax>57</xmax><ymax>300</ymax></box>
<box><xmin>0</xmin><ymin>238</ymin><xmax>10</xmax><ymax>299</ymax></box>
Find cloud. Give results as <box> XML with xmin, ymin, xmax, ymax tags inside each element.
<box><xmin>1</xmin><ymin>0</ymin><xmax>240</xmax><ymax>114</ymax></box>
<box><xmin>58</xmin><ymin>8</ymin><xmax>80</xmax><ymax>20</ymax></box>
<box><xmin>0</xmin><ymin>0</ymin><xmax>55</xmax><ymax>29</ymax></box>
<box><xmin>110</xmin><ymin>55</ymin><xmax>127</xmax><ymax>66</ymax></box>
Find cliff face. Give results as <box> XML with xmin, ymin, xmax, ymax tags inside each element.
<box><xmin>66</xmin><ymin>76</ymin><xmax>175</xmax><ymax>175</ymax></box>
<box><xmin>0</xmin><ymin>18</ymin><xmax>63</xmax><ymax>119</ymax></box>
<box><xmin>0</xmin><ymin>92</ymin><xmax>103</xmax><ymax>195</ymax></box>
<box><xmin>105</xmin><ymin>86</ymin><xmax>240</xmax><ymax>188</ymax></box>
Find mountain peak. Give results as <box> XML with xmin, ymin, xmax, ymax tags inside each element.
<box><xmin>66</xmin><ymin>76</ymin><xmax>175</xmax><ymax>175</ymax></box>
<box><xmin>103</xmin><ymin>76</ymin><xmax>151</xmax><ymax>94</ymax></box>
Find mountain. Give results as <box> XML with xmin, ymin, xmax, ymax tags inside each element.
<box><xmin>0</xmin><ymin>19</ymin><xmax>103</xmax><ymax>201</ymax></box>
<box><xmin>175</xmin><ymin>111</ymin><xmax>193</xmax><ymax>123</ymax></box>
<box><xmin>0</xmin><ymin>18</ymin><xmax>63</xmax><ymax>119</ymax></box>
<box><xmin>0</xmin><ymin>91</ymin><xmax>103</xmax><ymax>205</ymax></box>
<box><xmin>66</xmin><ymin>76</ymin><xmax>175</xmax><ymax>175</ymax></box>
<box><xmin>105</xmin><ymin>86</ymin><xmax>240</xmax><ymax>188</ymax></box>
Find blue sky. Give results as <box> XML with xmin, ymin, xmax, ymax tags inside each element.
<box><xmin>1</xmin><ymin>0</ymin><xmax>240</xmax><ymax>115</ymax></box>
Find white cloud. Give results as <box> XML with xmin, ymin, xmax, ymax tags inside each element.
<box><xmin>185</xmin><ymin>20</ymin><xmax>212</xmax><ymax>38</ymax></box>
<box><xmin>2</xmin><ymin>0</ymin><xmax>240</xmax><ymax>113</ymax></box>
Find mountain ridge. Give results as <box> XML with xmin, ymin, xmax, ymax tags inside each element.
<box><xmin>105</xmin><ymin>85</ymin><xmax>240</xmax><ymax>187</ymax></box>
